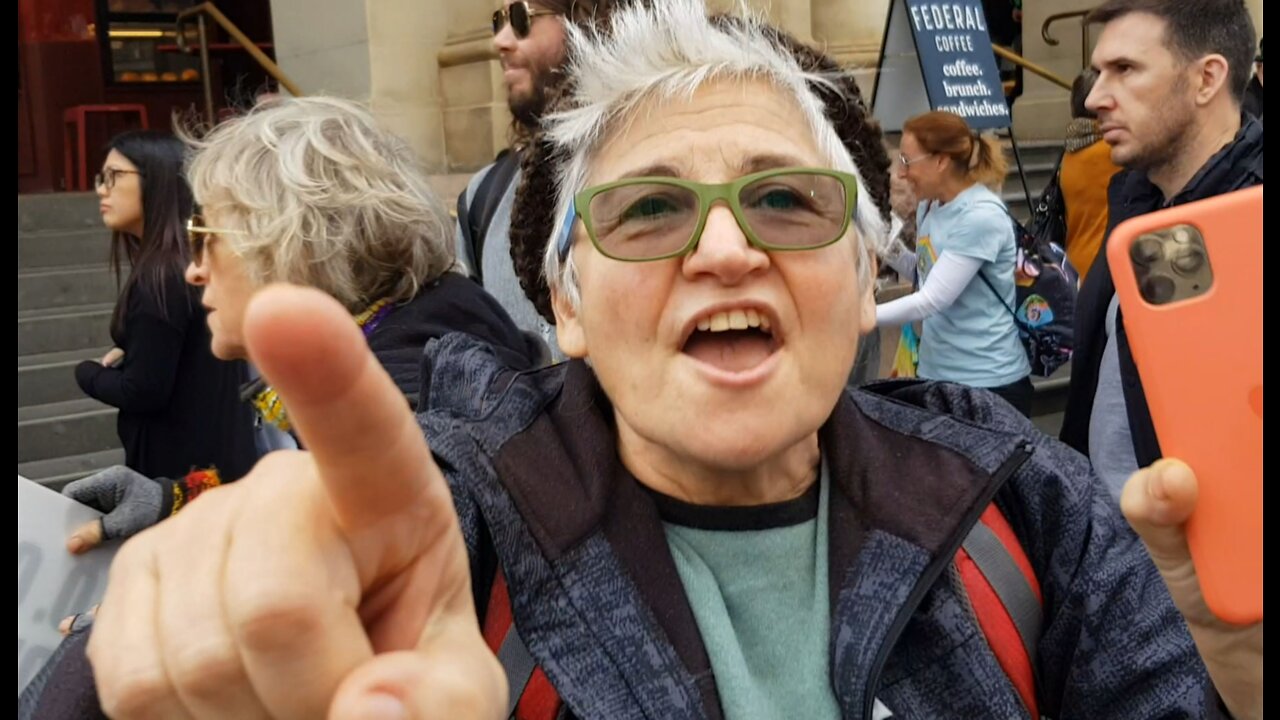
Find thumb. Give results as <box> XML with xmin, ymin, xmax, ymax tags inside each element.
<box><xmin>66</xmin><ymin>519</ymin><xmax>104</xmax><ymax>555</ymax></box>
<box><xmin>1120</xmin><ymin>458</ymin><xmax>1198</xmax><ymax>568</ymax></box>
<box><xmin>243</xmin><ymin>284</ymin><xmax>445</xmax><ymax>535</ymax></box>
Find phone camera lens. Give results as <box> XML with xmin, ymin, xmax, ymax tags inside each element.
<box><xmin>1132</xmin><ymin>236</ymin><xmax>1163</xmax><ymax>265</ymax></box>
<box><xmin>1172</xmin><ymin>248</ymin><xmax>1205</xmax><ymax>275</ymax></box>
<box><xmin>1142</xmin><ymin>274</ymin><xmax>1177</xmax><ymax>304</ymax></box>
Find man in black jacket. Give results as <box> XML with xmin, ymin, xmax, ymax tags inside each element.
<box><xmin>1060</xmin><ymin>0</ymin><xmax>1263</xmax><ymax>498</ymax></box>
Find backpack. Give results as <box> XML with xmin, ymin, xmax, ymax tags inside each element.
<box><xmin>978</xmin><ymin>199</ymin><xmax>1078</xmax><ymax>378</ymax></box>
<box><xmin>484</xmin><ymin>504</ymin><xmax>1044</xmax><ymax>719</ymax></box>
<box><xmin>457</xmin><ymin>149</ymin><xmax>521</xmax><ymax>285</ymax></box>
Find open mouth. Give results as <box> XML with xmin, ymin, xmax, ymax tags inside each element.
<box><xmin>680</xmin><ymin>308</ymin><xmax>781</xmax><ymax>374</ymax></box>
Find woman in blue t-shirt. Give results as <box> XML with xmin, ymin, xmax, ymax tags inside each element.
<box><xmin>877</xmin><ymin>111</ymin><xmax>1032</xmax><ymax>415</ymax></box>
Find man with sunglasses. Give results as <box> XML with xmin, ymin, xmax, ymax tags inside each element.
<box><xmin>455</xmin><ymin>0</ymin><xmax>624</xmax><ymax>361</ymax></box>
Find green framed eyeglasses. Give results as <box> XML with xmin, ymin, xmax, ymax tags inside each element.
<box><xmin>568</xmin><ymin>167</ymin><xmax>859</xmax><ymax>262</ymax></box>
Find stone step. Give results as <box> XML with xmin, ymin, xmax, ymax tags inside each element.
<box><xmin>18</xmin><ymin>264</ymin><xmax>120</xmax><ymax>312</ymax></box>
<box><xmin>18</xmin><ymin>448</ymin><xmax>126</xmax><ymax>493</ymax></box>
<box><xmin>18</xmin><ymin>348</ymin><xmax>111</xmax><ymax>408</ymax></box>
<box><xmin>1030</xmin><ymin>365</ymin><xmax>1071</xmax><ymax>437</ymax></box>
<box><xmin>18</xmin><ymin>228</ymin><xmax>112</xmax><ymax>270</ymax></box>
<box><xmin>1005</xmin><ymin>139</ymin><xmax>1064</xmax><ymax>162</ymax></box>
<box><xmin>17</xmin><ymin>193</ymin><xmax>103</xmax><ymax>235</ymax></box>
<box><xmin>17</xmin><ymin>303</ymin><xmax>114</xmax><ymax>356</ymax></box>
<box><xmin>17</xmin><ymin>398</ymin><xmax>119</xmax><ymax>464</ymax></box>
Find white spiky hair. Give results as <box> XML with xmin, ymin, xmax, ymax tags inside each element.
<box><xmin>540</xmin><ymin>0</ymin><xmax>889</xmax><ymax>310</ymax></box>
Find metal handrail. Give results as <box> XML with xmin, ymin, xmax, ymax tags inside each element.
<box><xmin>1042</xmin><ymin>10</ymin><xmax>1094</xmax><ymax>71</ymax></box>
<box><xmin>175</xmin><ymin>3</ymin><xmax>303</xmax><ymax>124</ymax></box>
<box><xmin>992</xmin><ymin>44</ymin><xmax>1071</xmax><ymax>90</ymax></box>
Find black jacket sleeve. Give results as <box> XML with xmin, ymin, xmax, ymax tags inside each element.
<box><xmin>75</xmin><ymin>277</ymin><xmax>192</xmax><ymax>414</ymax></box>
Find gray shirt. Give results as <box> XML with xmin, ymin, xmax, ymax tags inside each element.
<box><xmin>1088</xmin><ymin>295</ymin><xmax>1139</xmax><ymax>501</ymax></box>
<box><xmin>455</xmin><ymin>163</ymin><xmax>562</xmax><ymax>361</ymax></box>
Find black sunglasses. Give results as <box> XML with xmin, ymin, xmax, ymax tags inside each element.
<box><xmin>492</xmin><ymin>1</ymin><xmax>558</xmax><ymax>39</ymax></box>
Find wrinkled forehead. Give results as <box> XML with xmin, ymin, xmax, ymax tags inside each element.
<box><xmin>582</xmin><ymin>76</ymin><xmax>831</xmax><ymax>185</ymax></box>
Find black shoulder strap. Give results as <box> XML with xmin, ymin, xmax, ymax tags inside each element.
<box><xmin>1035</xmin><ymin>149</ymin><xmax>1067</xmax><ymax>218</ymax></box>
<box><xmin>464</xmin><ymin>149</ymin><xmax>520</xmax><ymax>285</ymax></box>
<box><xmin>977</xmin><ymin>270</ymin><xmax>1021</xmax><ymax>327</ymax></box>
<box><xmin>972</xmin><ymin>269</ymin><xmax>1013</xmax><ymax>316</ymax></box>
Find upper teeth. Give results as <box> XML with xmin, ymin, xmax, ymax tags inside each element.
<box><xmin>696</xmin><ymin>309</ymin><xmax>771</xmax><ymax>333</ymax></box>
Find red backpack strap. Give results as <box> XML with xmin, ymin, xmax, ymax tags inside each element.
<box><xmin>954</xmin><ymin>504</ymin><xmax>1044</xmax><ymax>718</ymax></box>
<box><xmin>482</xmin><ymin>570</ymin><xmax>563</xmax><ymax>720</ymax></box>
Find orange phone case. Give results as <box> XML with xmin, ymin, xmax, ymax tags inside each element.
<box><xmin>1107</xmin><ymin>185</ymin><xmax>1262</xmax><ymax>624</ymax></box>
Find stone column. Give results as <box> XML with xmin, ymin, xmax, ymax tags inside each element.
<box><xmin>270</xmin><ymin>0</ymin><xmax>452</xmax><ymax>172</ymax></box>
<box><xmin>367</xmin><ymin>0</ymin><xmax>450</xmax><ymax>172</ymax></box>
<box><xmin>702</xmin><ymin>0</ymin><xmax>810</xmax><ymax>40</ymax></box>
<box><xmin>1244</xmin><ymin>0</ymin><xmax>1262</xmax><ymax>42</ymax></box>
<box><xmin>810</xmin><ymin>0</ymin><xmax>892</xmax><ymax>94</ymax></box>
<box><xmin>1244</xmin><ymin>0</ymin><xmax>1262</xmax><ymax>68</ymax></box>
<box><xmin>436</xmin><ymin>0</ymin><xmax>507</xmax><ymax>173</ymax></box>
<box><xmin>808</xmin><ymin>0</ymin><xmax>890</xmax><ymax>67</ymax></box>
<box><xmin>271</xmin><ymin>0</ymin><xmax>371</xmax><ymax>101</ymax></box>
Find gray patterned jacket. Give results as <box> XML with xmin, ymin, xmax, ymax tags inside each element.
<box><xmin>419</xmin><ymin>334</ymin><xmax>1221</xmax><ymax>720</ymax></box>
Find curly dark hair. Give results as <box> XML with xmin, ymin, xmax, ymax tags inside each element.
<box><xmin>509</xmin><ymin>15</ymin><xmax>893</xmax><ymax>324</ymax></box>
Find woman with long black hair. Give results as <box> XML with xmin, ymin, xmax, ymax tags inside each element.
<box><xmin>75</xmin><ymin>131</ymin><xmax>257</xmax><ymax>485</ymax></box>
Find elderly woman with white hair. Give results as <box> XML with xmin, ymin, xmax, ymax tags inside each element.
<box><xmin>23</xmin><ymin>2</ymin><xmax>1259</xmax><ymax>719</ymax></box>
<box><xmin>43</xmin><ymin>97</ymin><xmax>545</xmax><ymax>559</ymax></box>
<box><xmin>179</xmin><ymin>95</ymin><xmax>545</xmax><ymax>409</ymax></box>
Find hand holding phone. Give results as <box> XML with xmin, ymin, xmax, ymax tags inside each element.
<box><xmin>1107</xmin><ymin>185</ymin><xmax>1262</xmax><ymax>624</ymax></box>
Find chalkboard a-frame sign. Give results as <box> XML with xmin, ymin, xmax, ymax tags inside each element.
<box><xmin>872</xmin><ymin>0</ymin><xmax>1013</xmax><ymax>132</ymax></box>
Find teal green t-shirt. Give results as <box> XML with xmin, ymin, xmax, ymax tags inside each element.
<box><xmin>657</xmin><ymin>467</ymin><xmax>840</xmax><ymax>720</ymax></box>
<box><xmin>914</xmin><ymin>182</ymin><xmax>1030</xmax><ymax>387</ymax></box>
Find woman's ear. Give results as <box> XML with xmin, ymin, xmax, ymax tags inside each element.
<box><xmin>551</xmin><ymin>289</ymin><xmax>588</xmax><ymax>359</ymax></box>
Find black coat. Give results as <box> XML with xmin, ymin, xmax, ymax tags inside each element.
<box><xmin>1060</xmin><ymin>117</ymin><xmax>1264</xmax><ymax>465</ymax></box>
<box><xmin>76</xmin><ymin>272</ymin><xmax>258</xmax><ymax>482</ymax></box>
<box><xmin>368</xmin><ymin>271</ymin><xmax>548</xmax><ymax>409</ymax></box>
